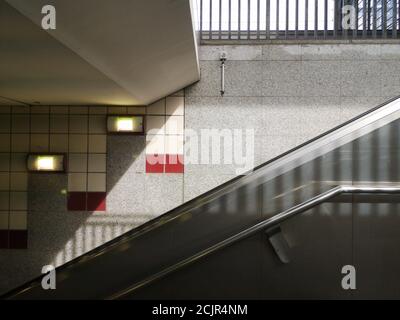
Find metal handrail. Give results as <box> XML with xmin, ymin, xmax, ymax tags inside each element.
<box><xmin>109</xmin><ymin>184</ymin><xmax>400</xmax><ymax>299</ymax></box>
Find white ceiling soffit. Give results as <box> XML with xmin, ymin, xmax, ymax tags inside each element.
<box><xmin>0</xmin><ymin>1</ymin><xmax>136</xmax><ymax>106</ymax></box>
<box><xmin>2</xmin><ymin>0</ymin><xmax>200</xmax><ymax>105</ymax></box>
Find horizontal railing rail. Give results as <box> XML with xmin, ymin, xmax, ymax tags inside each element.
<box><xmin>198</xmin><ymin>0</ymin><xmax>400</xmax><ymax>40</ymax></box>
<box><xmin>109</xmin><ymin>184</ymin><xmax>400</xmax><ymax>299</ymax></box>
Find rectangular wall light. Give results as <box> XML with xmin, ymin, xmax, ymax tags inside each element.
<box><xmin>107</xmin><ymin>115</ymin><xmax>144</xmax><ymax>134</ymax></box>
<box><xmin>27</xmin><ymin>154</ymin><xmax>65</xmax><ymax>172</ymax></box>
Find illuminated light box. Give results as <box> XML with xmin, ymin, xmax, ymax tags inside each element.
<box><xmin>107</xmin><ymin>115</ymin><xmax>144</xmax><ymax>134</ymax></box>
<box><xmin>27</xmin><ymin>154</ymin><xmax>65</xmax><ymax>172</ymax></box>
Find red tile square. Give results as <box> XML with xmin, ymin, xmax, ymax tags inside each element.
<box><xmin>146</xmin><ymin>154</ymin><xmax>165</xmax><ymax>173</ymax></box>
<box><xmin>87</xmin><ymin>192</ymin><xmax>106</xmax><ymax>211</ymax></box>
<box><xmin>0</xmin><ymin>230</ymin><xmax>9</xmax><ymax>249</ymax></box>
<box><xmin>67</xmin><ymin>192</ymin><xmax>87</xmax><ymax>211</ymax></box>
<box><xmin>165</xmin><ymin>154</ymin><xmax>184</xmax><ymax>173</ymax></box>
<box><xmin>9</xmin><ymin>230</ymin><xmax>27</xmax><ymax>249</ymax></box>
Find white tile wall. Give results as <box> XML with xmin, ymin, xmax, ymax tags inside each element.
<box><xmin>87</xmin><ymin>173</ymin><xmax>106</xmax><ymax>192</ymax></box>
<box><xmin>166</xmin><ymin>97</ymin><xmax>184</xmax><ymax>116</ymax></box>
<box><xmin>68</xmin><ymin>173</ymin><xmax>87</xmax><ymax>192</ymax></box>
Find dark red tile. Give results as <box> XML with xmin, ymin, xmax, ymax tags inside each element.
<box><xmin>0</xmin><ymin>230</ymin><xmax>9</xmax><ymax>249</ymax></box>
<box><xmin>165</xmin><ymin>154</ymin><xmax>184</xmax><ymax>173</ymax></box>
<box><xmin>146</xmin><ymin>154</ymin><xmax>165</xmax><ymax>173</ymax></box>
<box><xmin>67</xmin><ymin>192</ymin><xmax>87</xmax><ymax>211</ymax></box>
<box><xmin>9</xmin><ymin>230</ymin><xmax>27</xmax><ymax>249</ymax></box>
<box><xmin>87</xmin><ymin>192</ymin><xmax>106</xmax><ymax>211</ymax></box>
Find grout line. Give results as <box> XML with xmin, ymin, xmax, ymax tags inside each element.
<box><xmin>7</xmin><ymin>107</ymin><xmax>12</xmax><ymax>247</ymax></box>
<box><xmin>47</xmin><ymin>109</ymin><xmax>50</xmax><ymax>153</ymax></box>
<box><xmin>67</xmin><ymin>106</ymin><xmax>71</xmax><ymax>201</ymax></box>
<box><xmin>86</xmin><ymin>108</ymin><xmax>90</xmax><ymax>211</ymax></box>
<box><xmin>104</xmin><ymin>107</ymin><xmax>109</xmax><ymax>212</ymax></box>
<box><xmin>183</xmin><ymin>91</ymin><xmax>186</xmax><ymax>202</ymax></box>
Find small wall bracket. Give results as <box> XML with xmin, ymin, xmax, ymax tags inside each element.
<box><xmin>220</xmin><ymin>52</ymin><xmax>226</xmax><ymax>96</ymax></box>
<box><xmin>265</xmin><ymin>226</ymin><xmax>291</xmax><ymax>264</ymax></box>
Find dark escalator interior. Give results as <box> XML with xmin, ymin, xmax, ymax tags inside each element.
<box><xmin>4</xmin><ymin>96</ymin><xmax>400</xmax><ymax>299</ymax></box>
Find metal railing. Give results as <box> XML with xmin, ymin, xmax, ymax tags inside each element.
<box><xmin>109</xmin><ymin>184</ymin><xmax>400</xmax><ymax>299</ymax></box>
<box><xmin>199</xmin><ymin>0</ymin><xmax>400</xmax><ymax>40</ymax></box>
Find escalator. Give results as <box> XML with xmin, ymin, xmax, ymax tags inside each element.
<box><xmin>4</xmin><ymin>95</ymin><xmax>400</xmax><ymax>299</ymax></box>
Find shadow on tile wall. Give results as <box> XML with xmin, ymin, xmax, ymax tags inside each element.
<box><xmin>0</xmin><ymin>91</ymin><xmax>186</xmax><ymax>294</ymax></box>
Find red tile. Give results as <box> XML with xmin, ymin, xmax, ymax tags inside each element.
<box><xmin>67</xmin><ymin>192</ymin><xmax>87</xmax><ymax>211</ymax></box>
<box><xmin>165</xmin><ymin>154</ymin><xmax>184</xmax><ymax>173</ymax></box>
<box><xmin>146</xmin><ymin>154</ymin><xmax>165</xmax><ymax>173</ymax></box>
<box><xmin>9</xmin><ymin>230</ymin><xmax>27</xmax><ymax>249</ymax></box>
<box><xmin>87</xmin><ymin>192</ymin><xmax>106</xmax><ymax>211</ymax></box>
<box><xmin>0</xmin><ymin>230</ymin><xmax>9</xmax><ymax>249</ymax></box>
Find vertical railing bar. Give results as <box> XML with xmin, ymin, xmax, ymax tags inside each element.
<box><xmin>368</xmin><ymin>0</ymin><xmax>371</xmax><ymax>30</ymax></box>
<box><xmin>398</xmin><ymin>0</ymin><xmax>400</xmax><ymax>35</ymax></box>
<box><xmin>334</xmin><ymin>0</ymin><xmax>337</xmax><ymax>37</ymax></box>
<box><xmin>285</xmin><ymin>0</ymin><xmax>289</xmax><ymax>39</ymax></box>
<box><xmin>373</xmin><ymin>0</ymin><xmax>377</xmax><ymax>38</ymax></box>
<box><xmin>343</xmin><ymin>0</ymin><xmax>348</xmax><ymax>39</ymax></box>
<box><xmin>200</xmin><ymin>0</ymin><xmax>203</xmax><ymax>40</ymax></box>
<box><xmin>383</xmin><ymin>0</ymin><xmax>387</xmax><ymax>38</ymax></box>
<box><xmin>354</xmin><ymin>0</ymin><xmax>359</xmax><ymax>38</ymax></box>
<box><xmin>314</xmin><ymin>0</ymin><xmax>318</xmax><ymax>39</ymax></box>
<box><xmin>353</xmin><ymin>0</ymin><xmax>359</xmax><ymax>38</ymax></box>
<box><xmin>339</xmin><ymin>0</ymin><xmax>343</xmax><ymax>38</ymax></box>
<box><xmin>228</xmin><ymin>0</ymin><xmax>232</xmax><ymax>39</ymax></box>
<box><xmin>266</xmin><ymin>0</ymin><xmax>270</xmax><ymax>39</ymax></box>
<box><xmin>209</xmin><ymin>0</ymin><xmax>212</xmax><ymax>39</ymax></box>
<box><xmin>395</xmin><ymin>1</ymin><xmax>400</xmax><ymax>34</ymax></box>
<box><xmin>305</xmin><ymin>0</ymin><xmax>308</xmax><ymax>38</ymax></box>
<box><xmin>393</xmin><ymin>0</ymin><xmax>398</xmax><ymax>38</ymax></box>
<box><xmin>363</xmin><ymin>0</ymin><xmax>367</xmax><ymax>37</ymax></box>
<box><xmin>277</xmin><ymin>0</ymin><xmax>280</xmax><ymax>38</ymax></box>
<box><xmin>257</xmin><ymin>0</ymin><xmax>260</xmax><ymax>39</ymax></box>
<box><xmin>219</xmin><ymin>0</ymin><xmax>222</xmax><ymax>39</ymax></box>
<box><xmin>324</xmin><ymin>0</ymin><xmax>327</xmax><ymax>39</ymax></box>
<box><xmin>238</xmin><ymin>0</ymin><xmax>241</xmax><ymax>39</ymax></box>
<box><xmin>248</xmin><ymin>0</ymin><xmax>251</xmax><ymax>39</ymax></box>
<box><xmin>295</xmin><ymin>0</ymin><xmax>299</xmax><ymax>38</ymax></box>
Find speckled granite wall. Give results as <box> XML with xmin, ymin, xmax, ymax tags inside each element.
<box><xmin>184</xmin><ymin>43</ymin><xmax>400</xmax><ymax>200</ymax></box>
<box><xmin>1</xmin><ymin>43</ymin><xmax>400</xmax><ymax>294</ymax></box>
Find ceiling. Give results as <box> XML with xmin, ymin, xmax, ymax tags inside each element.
<box><xmin>0</xmin><ymin>0</ymin><xmax>200</xmax><ymax>106</ymax></box>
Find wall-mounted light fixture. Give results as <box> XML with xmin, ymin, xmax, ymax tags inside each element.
<box><xmin>27</xmin><ymin>154</ymin><xmax>66</xmax><ymax>172</ymax></box>
<box><xmin>107</xmin><ymin>115</ymin><xmax>144</xmax><ymax>134</ymax></box>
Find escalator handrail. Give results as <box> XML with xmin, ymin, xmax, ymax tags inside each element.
<box><xmin>109</xmin><ymin>184</ymin><xmax>400</xmax><ymax>299</ymax></box>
